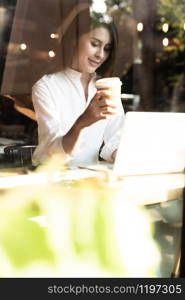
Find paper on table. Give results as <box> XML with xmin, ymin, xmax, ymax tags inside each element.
<box><xmin>0</xmin><ymin>137</ymin><xmax>24</xmax><ymax>145</ymax></box>
<box><xmin>0</xmin><ymin>137</ymin><xmax>25</xmax><ymax>154</ymax></box>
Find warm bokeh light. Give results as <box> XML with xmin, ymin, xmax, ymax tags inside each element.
<box><xmin>91</xmin><ymin>0</ymin><xmax>106</xmax><ymax>13</ymax></box>
<box><xmin>50</xmin><ymin>33</ymin><xmax>59</xmax><ymax>39</ymax></box>
<box><xmin>163</xmin><ymin>37</ymin><xmax>169</xmax><ymax>47</ymax></box>
<box><xmin>162</xmin><ymin>23</ymin><xmax>169</xmax><ymax>33</ymax></box>
<box><xmin>137</xmin><ymin>22</ymin><xmax>144</xmax><ymax>32</ymax></box>
<box><xmin>50</xmin><ymin>33</ymin><xmax>55</xmax><ymax>39</ymax></box>
<box><xmin>48</xmin><ymin>50</ymin><xmax>56</xmax><ymax>58</ymax></box>
<box><xmin>20</xmin><ymin>43</ymin><xmax>27</xmax><ymax>51</ymax></box>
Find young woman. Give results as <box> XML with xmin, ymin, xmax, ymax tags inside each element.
<box><xmin>32</xmin><ymin>8</ymin><xmax>124</xmax><ymax>166</ymax></box>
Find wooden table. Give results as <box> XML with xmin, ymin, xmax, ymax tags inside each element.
<box><xmin>0</xmin><ymin>167</ymin><xmax>184</xmax><ymax>205</ymax></box>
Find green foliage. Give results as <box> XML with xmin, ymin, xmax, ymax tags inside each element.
<box><xmin>105</xmin><ymin>0</ymin><xmax>133</xmax><ymax>15</ymax></box>
<box><xmin>158</xmin><ymin>0</ymin><xmax>185</xmax><ymax>29</ymax></box>
<box><xmin>0</xmin><ymin>208</ymin><xmax>55</xmax><ymax>270</ymax></box>
<box><xmin>157</xmin><ymin>0</ymin><xmax>185</xmax><ymax>61</ymax></box>
<box><xmin>0</xmin><ymin>157</ymin><xmax>160</xmax><ymax>277</ymax></box>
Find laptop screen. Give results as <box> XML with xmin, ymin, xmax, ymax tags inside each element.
<box><xmin>113</xmin><ymin>111</ymin><xmax>185</xmax><ymax>176</ymax></box>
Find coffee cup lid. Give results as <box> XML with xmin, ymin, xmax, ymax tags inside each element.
<box><xmin>95</xmin><ymin>77</ymin><xmax>122</xmax><ymax>88</ymax></box>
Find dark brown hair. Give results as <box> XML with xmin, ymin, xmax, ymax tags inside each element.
<box><xmin>91</xmin><ymin>19</ymin><xmax>118</xmax><ymax>77</ymax></box>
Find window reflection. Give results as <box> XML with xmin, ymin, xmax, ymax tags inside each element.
<box><xmin>0</xmin><ymin>0</ymin><xmax>184</xmax><ymax>280</ymax></box>
<box><xmin>0</xmin><ymin>0</ymin><xmax>185</xmax><ymax>165</ymax></box>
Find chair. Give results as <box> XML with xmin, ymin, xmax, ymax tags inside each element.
<box><xmin>4</xmin><ymin>94</ymin><xmax>36</xmax><ymax>121</ymax></box>
<box><xmin>1</xmin><ymin>94</ymin><xmax>37</xmax><ymax>167</ymax></box>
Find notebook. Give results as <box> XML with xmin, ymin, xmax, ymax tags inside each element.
<box><xmin>113</xmin><ymin>111</ymin><xmax>185</xmax><ymax>176</ymax></box>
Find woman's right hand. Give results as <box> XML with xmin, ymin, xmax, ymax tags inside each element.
<box><xmin>62</xmin><ymin>90</ymin><xmax>119</xmax><ymax>155</ymax></box>
<box><xmin>76</xmin><ymin>90</ymin><xmax>119</xmax><ymax>129</ymax></box>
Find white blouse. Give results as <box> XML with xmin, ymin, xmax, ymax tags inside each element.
<box><xmin>32</xmin><ymin>68</ymin><xmax>125</xmax><ymax>166</ymax></box>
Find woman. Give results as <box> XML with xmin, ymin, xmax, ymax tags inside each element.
<box><xmin>32</xmin><ymin>8</ymin><xmax>124</xmax><ymax>166</ymax></box>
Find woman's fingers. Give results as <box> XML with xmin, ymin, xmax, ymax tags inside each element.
<box><xmin>92</xmin><ymin>102</ymin><xmax>117</xmax><ymax>117</ymax></box>
<box><xmin>96</xmin><ymin>90</ymin><xmax>113</xmax><ymax>100</ymax></box>
<box><xmin>102</xmin><ymin>107</ymin><xmax>118</xmax><ymax>114</ymax></box>
<box><xmin>98</xmin><ymin>98</ymin><xmax>119</xmax><ymax>115</ymax></box>
<box><xmin>83</xmin><ymin>93</ymin><xmax>119</xmax><ymax>124</ymax></box>
<box><xmin>99</xmin><ymin>99</ymin><xmax>117</xmax><ymax>108</ymax></box>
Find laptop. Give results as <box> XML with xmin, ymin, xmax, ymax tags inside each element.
<box><xmin>112</xmin><ymin>111</ymin><xmax>185</xmax><ymax>176</ymax></box>
<box><xmin>1</xmin><ymin>111</ymin><xmax>184</xmax><ymax>188</ymax></box>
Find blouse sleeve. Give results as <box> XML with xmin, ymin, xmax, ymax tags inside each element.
<box><xmin>32</xmin><ymin>77</ymin><xmax>71</xmax><ymax>165</ymax></box>
<box><xmin>100</xmin><ymin>105</ymin><xmax>125</xmax><ymax>162</ymax></box>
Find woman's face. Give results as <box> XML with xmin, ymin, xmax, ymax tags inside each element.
<box><xmin>71</xmin><ymin>26</ymin><xmax>112</xmax><ymax>74</ymax></box>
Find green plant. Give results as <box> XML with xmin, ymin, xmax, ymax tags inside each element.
<box><xmin>0</xmin><ymin>156</ymin><xmax>160</xmax><ymax>277</ymax></box>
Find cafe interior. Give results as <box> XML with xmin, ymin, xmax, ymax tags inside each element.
<box><xmin>0</xmin><ymin>0</ymin><xmax>185</xmax><ymax>278</ymax></box>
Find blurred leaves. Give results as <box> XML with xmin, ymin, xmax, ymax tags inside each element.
<box><xmin>0</xmin><ymin>157</ymin><xmax>160</xmax><ymax>277</ymax></box>
<box><xmin>0</xmin><ymin>208</ymin><xmax>55</xmax><ymax>270</ymax></box>
<box><xmin>158</xmin><ymin>0</ymin><xmax>185</xmax><ymax>29</ymax></box>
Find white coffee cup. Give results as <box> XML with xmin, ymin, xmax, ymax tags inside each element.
<box><xmin>95</xmin><ymin>77</ymin><xmax>122</xmax><ymax>103</ymax></box>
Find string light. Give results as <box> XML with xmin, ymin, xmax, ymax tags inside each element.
<box><xmin>48</xmin><ymin>50</ymin><xmax>56</xmax><ymax>58</ymax></box>
<box><xmin>162</xmin><ymin>37</ymin><xmax>169</xmax><ymax>47</ymax></box>
<box><xmin>20</xmin><ymin>43</ymin><xmax>27</xmax><ymax>51</ymax></box>
<box><xmin>137</xmin><ymin>22</ymin><xmax>144</xmax><ymax>32</ymax></box>
<box><xmin>50</xmin><ymin>33</ymin><xmax>59</xmax><ymax>39</ymax></box>
<box><xmin>162</xmin><ymin>23</ymin><xmax>169</xmax><ymax>33</ymax></box>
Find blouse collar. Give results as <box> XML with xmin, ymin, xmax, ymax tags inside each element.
<box><xmin>64</xmin><ymin>67</ymin><xmax>97</xmax><ymax>82</ymax></box>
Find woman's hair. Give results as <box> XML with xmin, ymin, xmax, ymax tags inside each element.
<box><xmin>90</xmin><ymin>18</ymin><xmax>118</xmax><ymax>77</ymax></box>
<box><xmin>58</xmin><ymin>9</ymin><xmax>118</xmax><ymax>77</ymax></box>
